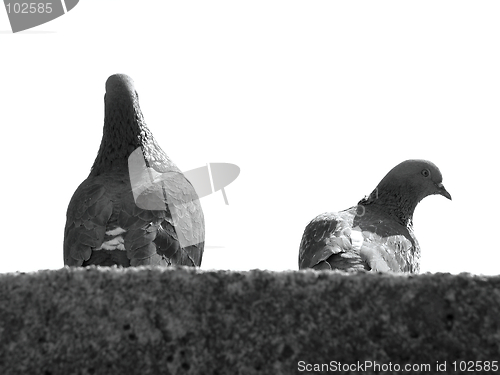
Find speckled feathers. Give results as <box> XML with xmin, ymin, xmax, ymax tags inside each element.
<box><xmin>299</xmin><ymin>160</ymin><xmax>451</xmax><ymax>272</ymax></box>
<box><xmin>64</xmin><ymin>74</ymin><xmax>204</xmax><ymax>267</ymax></box>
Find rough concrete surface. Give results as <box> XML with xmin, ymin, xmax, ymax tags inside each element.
<box><xmin>0</xmin><ymin>267</ymin><xmax>499</xmax><ymax>375</ymax></box>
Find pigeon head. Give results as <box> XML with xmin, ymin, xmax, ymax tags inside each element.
<box><xmin>105</xmin><ymin>74</ymin><xmax>137</xmax><ymax>109</ymax></box>
<box><xmin>378</xmin><ymin>159</ymin><xmax>451</xmax><ymax>201</ymax></box>
<box><xmin>361</xmin><ymin>159</ymin><xmax>451</xmax><ymax>225</ymax></box>
<box><xmin>90</xmin><ymin>74</ymin><xmax>173</xmax><ymax>176</ymax></box>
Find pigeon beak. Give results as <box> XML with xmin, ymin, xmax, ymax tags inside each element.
<box><xmin>436</xmin><ymin>182</ymin><xmax>452</xmax><ymax>200</ymax></box>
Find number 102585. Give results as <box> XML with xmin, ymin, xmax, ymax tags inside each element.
<box><xmin>6</xmin><ymin>3</ymin><xmax>53</xmax><ymax>14</ymax></box>
<box><xmin>452</xmin><ymin>361</ymin><xmax>498</xmax><ymax>372</ymax></box>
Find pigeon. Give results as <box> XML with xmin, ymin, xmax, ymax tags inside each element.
<box><xmin>298</xmin><ymin>159</ymin><xmax>451</xmax><ymax>272</ymax></box>
<box><xmin>64</xmin><ymin>74</ymin><xmax>204</xmax><ymax>267</ymax></box>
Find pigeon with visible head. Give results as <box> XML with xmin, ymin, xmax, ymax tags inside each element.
<box><xmin>298</xmin><ymin>160</ymin><xmax>451</xmax><ymax>272</ymax></box>
<box><xmin>64</xmin><ymin>74</ymin><xmax>204</xmax><ymax>267</ymax></box>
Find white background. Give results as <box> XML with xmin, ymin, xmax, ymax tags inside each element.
<box><xmin>1</xmin><ymin>1</ymin><xmax>498</xmax><ymax>275</ymax></box>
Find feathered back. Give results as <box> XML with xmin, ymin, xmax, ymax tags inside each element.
<box><xmin>64</xmin><ymin>74</ymin><xmax>204</xmax><ymax>267</ymax></box>
<box><xmin>299</xmin><ymin>159</ymin><xmax>451</xmax><ymax>272</ymax></box>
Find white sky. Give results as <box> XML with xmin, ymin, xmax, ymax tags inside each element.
<box><xmin>1</xmin><ymin>1</ymin><xmax>498</xmax><ymax>275</ymax></box>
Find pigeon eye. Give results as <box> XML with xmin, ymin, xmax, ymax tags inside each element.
<box><xmin>421</xmin><ymin>169</ymin><xmax>430</xmax><ymax>178</ymax></box>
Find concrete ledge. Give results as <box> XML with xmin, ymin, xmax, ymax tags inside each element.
<box><xmin>0</xmin><ymin>267</ymin><xmax>499</xmax><ymax>374</ymax></box>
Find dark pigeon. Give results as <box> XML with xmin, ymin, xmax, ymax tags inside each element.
<box><xmin>64</xmin><ymin>74</ymin><xmax>204</xmax><ymax>267</ymax></box>
<box><xmin>299</xmin><ymin>160</ymin><xmax>451</xmax><ymax>272</ymax></box>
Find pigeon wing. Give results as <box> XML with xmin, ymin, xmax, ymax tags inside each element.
<box><xmin>64</xmin><ymin>182</ymin><xmax>113</xmax><ymax>266</ymax></box>
<box><xmin>122</xmin><ymin>172</ymin><xmax>204</xmax><ymax>266</ymax></box>
<box><xmin>299</xmin><ymin>209</ymin><xmax>366</xmax><ymax>271</ymax></box>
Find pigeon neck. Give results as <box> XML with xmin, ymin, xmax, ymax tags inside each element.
<box><xmin>90</xmin><ymin>97</ymin><xmax>155</xmax><ymax>176</ymax></box>
<box><xmin>359</xmin><ymin>184</ymin><xmax>420</xmax><ymax>227</ymax></box>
